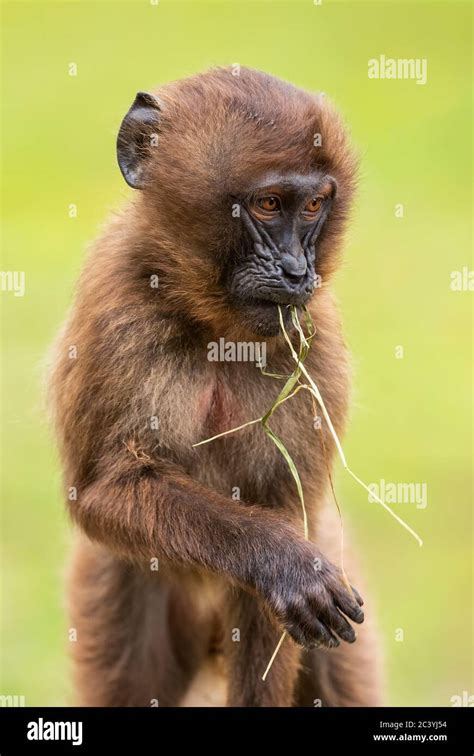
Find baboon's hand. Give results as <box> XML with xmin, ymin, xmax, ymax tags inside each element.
<box><xmin>257</xmin><ymin>541</ymin><xmax>365</xmax><ymax>649</ymax></box>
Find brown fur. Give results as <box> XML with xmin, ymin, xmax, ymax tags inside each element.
<box><xmin>48</xmin><ymin>67</ymin><xmax>382</xmax><ymax>706</ymax></box>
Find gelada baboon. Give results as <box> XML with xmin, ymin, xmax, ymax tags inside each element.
<box><xmin>49</xmin><ymin>67</ymin><xmax>382</xmax><ymax>707</ymax></box>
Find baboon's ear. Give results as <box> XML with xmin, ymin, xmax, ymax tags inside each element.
<box><xmin>117</xmin><ymin>92</ymin><xmax>161</xmax><ymax>189</ymax></box>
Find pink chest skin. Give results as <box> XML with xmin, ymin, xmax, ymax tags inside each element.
<box><xmin>198</xmin><ymin>376</ymin><xmax>243</xmax><ymax>439</ymax></box>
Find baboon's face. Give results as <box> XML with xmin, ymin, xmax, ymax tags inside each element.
<box><xmin>225</xmin><ymin>171</ymin><xmax>337</xmax><ymax>336</ymax></box>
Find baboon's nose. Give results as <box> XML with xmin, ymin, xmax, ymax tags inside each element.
<box><xmin>280</xmin><ymin>253</ymin><xmax>307</xmax><ymax>279</ymax></box>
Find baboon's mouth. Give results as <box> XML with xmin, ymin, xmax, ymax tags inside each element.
<box><xmin>231</xmin><ymin>297</ymin><xmax>293</xmax><ymax>337</ymax></box>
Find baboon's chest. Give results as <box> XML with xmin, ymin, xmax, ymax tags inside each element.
<box><xmin>187</xmin><ymin>363</ymin><xmax>318</xmax><ymax>502</ymax></box>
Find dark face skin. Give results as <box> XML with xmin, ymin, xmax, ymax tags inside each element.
<box><xmin>228</xmin><ymin>172</ymin><xmax>337</xmax><ymax>336</ymax></box>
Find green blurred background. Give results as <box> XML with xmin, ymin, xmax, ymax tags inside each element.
<box><xmin>1</xmin><ymin>0</ymin><xmax>472</xmax><ymax>706</ymax></box>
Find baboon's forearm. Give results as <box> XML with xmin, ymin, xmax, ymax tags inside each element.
<box><xmin>71</xmin><ymin>450</ymin><xmax>296</xmax><ymax>585</ymax></box>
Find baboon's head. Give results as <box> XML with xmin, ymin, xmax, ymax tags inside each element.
<box><xmin>117</xmin><ymin>67</ymin><xmax>357</xmax><ymax>336</ymax></box>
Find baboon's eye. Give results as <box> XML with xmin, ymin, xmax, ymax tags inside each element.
<box><xmin>257</xmin><ymin>196</ymin><xmax>281</xmax><ymax>213</ymax></box>
<box><xmin>303</xmin><ymin>197</ymin><xmax>323</xmax><ymax>216</ymax></box>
